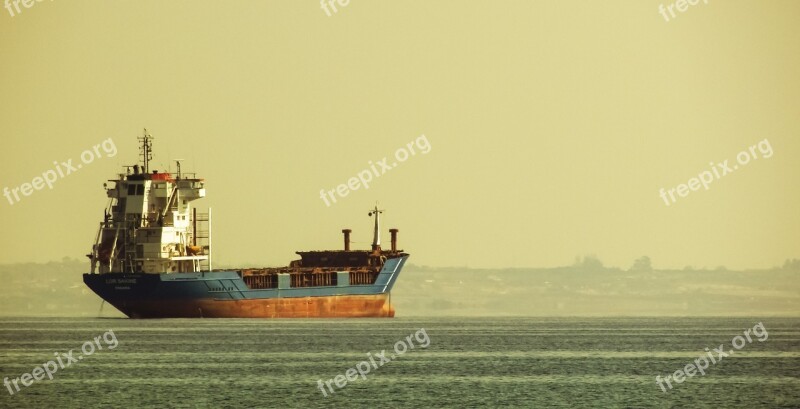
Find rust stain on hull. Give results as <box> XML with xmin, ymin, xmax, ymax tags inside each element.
<box><xmin>114</xmin><ymin>294</ymin><xmax>395</xmax><ymax>318</ymax></box>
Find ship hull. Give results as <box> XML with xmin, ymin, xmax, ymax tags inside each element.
<box><xmin>90</xmin><ymin>294</ymin><xmax>394</xmax><ymax>318</ymax></box>
<box><xmin>83</xmin><ymin>255</ymin><xmax>407</xmax><ymax>318</ymax></box>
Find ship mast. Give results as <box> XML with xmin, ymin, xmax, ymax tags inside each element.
<box><xmin>368</xmin><ymin>203</ymin><xmax>384</xmax><ymax>251</ymax></box>
<box><xmin>138</xmin><ymin>128</ymin><xmax>153</xmax><ymax>173</ymax></box>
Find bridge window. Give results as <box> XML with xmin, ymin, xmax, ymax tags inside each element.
<box><xmin>127</xmin><ymin>184</ymin><xmax>145</xmax><ymax>195</ymax></box>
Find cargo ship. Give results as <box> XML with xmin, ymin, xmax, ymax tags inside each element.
<box><xmin>83</xmin><ymin>131</ymin><xmax>408</xmax><ymax>318</ymax></box>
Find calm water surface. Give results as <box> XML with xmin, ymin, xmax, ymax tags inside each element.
<box><xmin>0</xmin><ymin>317</ymin><xmax>798</xmax><ymax>408</ymax></box>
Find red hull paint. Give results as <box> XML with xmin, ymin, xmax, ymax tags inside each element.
<box><xmin>115</xmin><ymin>294</ymin><xmax>395</xmax><ymax>318</ymax></box>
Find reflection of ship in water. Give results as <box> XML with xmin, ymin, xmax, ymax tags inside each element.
<box><xmin>83</xmin><ymin>130</ymin><xmax>408</xmax><ymax>318</ymax></box>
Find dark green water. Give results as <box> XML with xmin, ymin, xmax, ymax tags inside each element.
<box><xmin>0</xmin><ymin>317</ymin><xmax>798</xmax><ymax>408</ymax></box>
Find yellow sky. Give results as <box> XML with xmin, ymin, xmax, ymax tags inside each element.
<box><xmin>0</xmin><ymin>1</ymin><xmax>798</xmax><ymax>269</ymax></box>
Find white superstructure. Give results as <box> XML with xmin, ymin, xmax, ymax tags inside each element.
<box><xmin>88</xmin><ymin>130</ymin><xmax>209</xmax><ymax>274</ymax></box>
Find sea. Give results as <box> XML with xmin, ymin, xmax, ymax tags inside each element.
<box><xmin>0</xmin><ymin>317</ymin><xmax>798</xmax><ymax>408</ymax></box>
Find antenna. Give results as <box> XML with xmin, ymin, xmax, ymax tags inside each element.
<box><xmin>368</xmin><ymin>202</ymin><xmax>384</xmax><ymax>251</ymax></box>
<box><xmin>138</xmin><ymin>128</ymin><xmax>154</xmax><ymax>173</ymax></box>
<box><xmin>174</xmin><ymin>159</ymin><xmax>184</xmax><ymax>179</ymax></box>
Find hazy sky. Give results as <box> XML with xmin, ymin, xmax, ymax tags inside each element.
<box><xmin>1</xmin><ymin>1</ymin><xmax>798</xmax><ymax>269</ymax></box>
